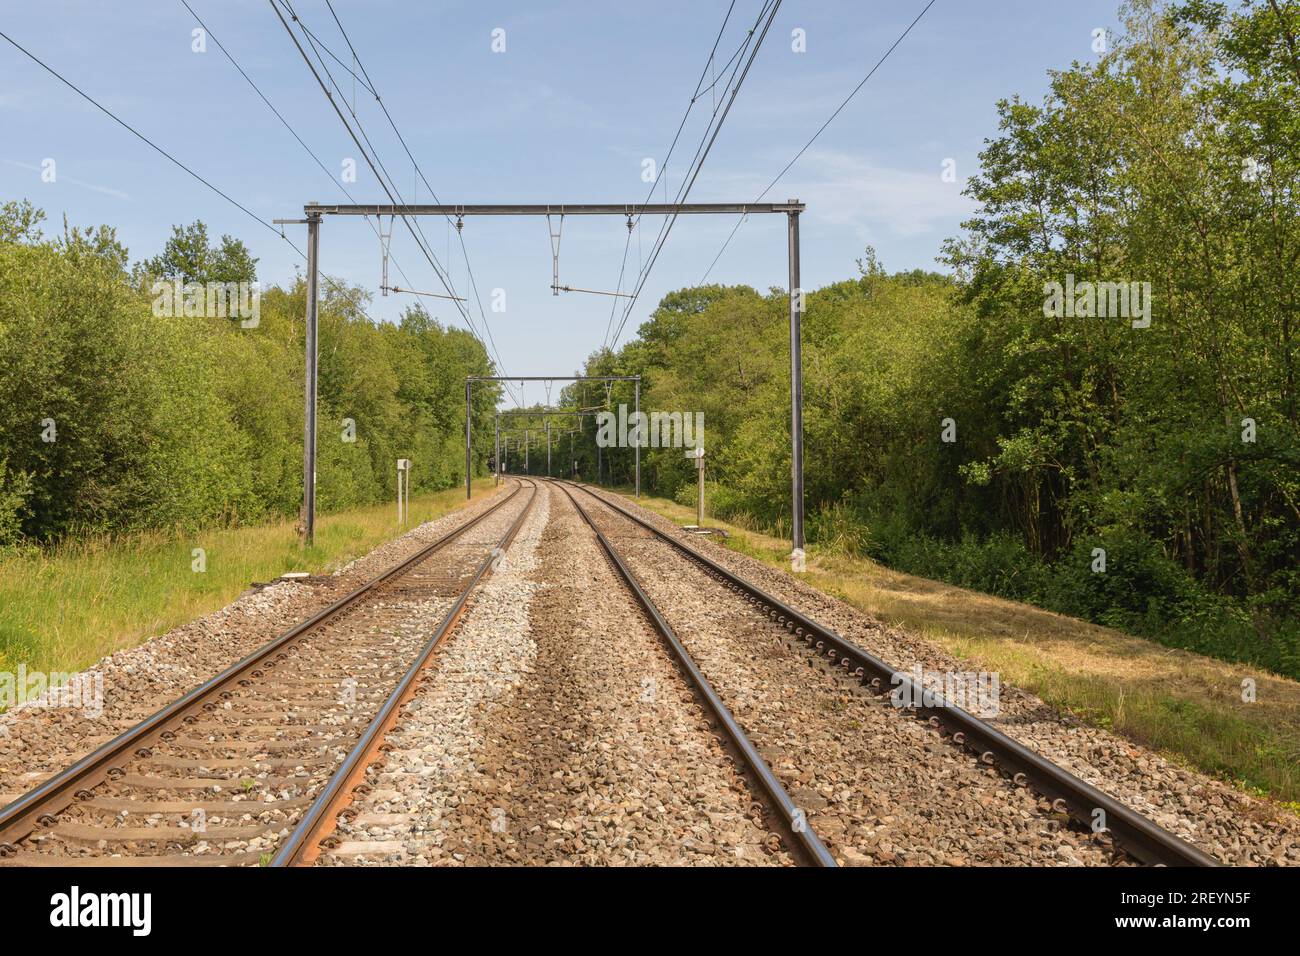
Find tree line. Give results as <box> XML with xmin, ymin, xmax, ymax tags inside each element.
<box><xmin>570</xmin><ymin>0</ymin><xmax>1300</xmax><ymax>677</ymax></box>
<box><xmin>0</xmin><ymin>204</ymin><xmax>500</xmax><ymax>547</ymax></box>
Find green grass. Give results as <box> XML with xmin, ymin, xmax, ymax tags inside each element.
<box><xmin>0</xmin><ymin>479</ymin><xmax>499</xmax><ymax>678</ymax></box>
<box><xmin>618</xmin><ymin>489</ymin><xmax>1300</xmax><ymax>808</ymax></box>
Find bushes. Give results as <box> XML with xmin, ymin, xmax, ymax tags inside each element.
<box><xmin>0</xmin><ymin>460</ymin><xmax>31</xmax><ymax>551</ymax></box>
<box><xmin>806</xmin><ymin>500</ymin><xmax>873</xmax><ymax>558</ymax></box>
<box><xmin>0</xmin><ymin>206</ymin><xmax>500</xmax><ymax>546</ymax></box>
<box><xmin>674</xmin><ymin>480</ymin><xmax>761</xmax><ymax>531</ymax></box>
<box><xmin>856</xmin><ymin>515</ymin><xmax>1299</xmax><ymax>679</ymax></box>
<box><xmin>861</xmin><ymin>508</ymin><xmax>1052</xmax><ymax>600</ymax></box>
<box><xmin>0</xmin><ymin>238</ymin><xmax>168</xmax><ymax>537</ymax></box>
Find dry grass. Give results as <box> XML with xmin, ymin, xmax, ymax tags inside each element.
<box><xmin>0</xmin><ymin>480</ymin><xmax>497</xmax><ymax>677</ymax></box>
<box><xmin>623</xmin><ymin>491</ymin><xmax>1300</xmax><ymax>808</ymax></box>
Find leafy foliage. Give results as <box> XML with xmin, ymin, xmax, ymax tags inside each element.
<box><xmin>0</xmin><ymin>208</ymin><xmax>499</xmax><ymax>546</ymax></box>
<box><xmin>571</xmin><ymin>0</ymin><xmax>1299</xmax><ymax>677</ymax></box>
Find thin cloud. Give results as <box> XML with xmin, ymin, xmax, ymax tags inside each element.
<box><xmin>2</xmin><ymin>158</ymin><xmax>132</xmax><ymax>201</ymax></box>
<box><xmin>712</xmin><ymin>148</ymin><xmax>974</xmax><ymax>239</ymax></box>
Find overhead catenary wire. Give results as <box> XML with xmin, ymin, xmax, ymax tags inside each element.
<box><xmin>0</xmin><ymin>23</ymin><xmax>379</xmax><ymax>325</ymax></box>
<box><xmin>598</xmin><ymin>218</ymin><xmax>637</xmax><ymax>352</ymax></box>
<box><xmin>382</xmin><ymin>284</ymin><xmax>466</xmax><ymax>302</ymax></box>
<box><xmin>270</xmin><ymin>0</ymin><xmax>519</xmax><ymax>406</ymax></box>
<box><xmin>699</xmin><ymin>0</ymin><xmax>940</xmax><ymax>283</ymax></box>
<box><xmin>316</xmin><ymin>0</ymin><xmax>518</xmax><ymax>407</ymax></box>
<box><xmin>600</xmin><ymin>0</ymin><xmax>742</xmax><ymax>352</ymax></box>
<box><xmin>270</xmin><ymin>0</ymin><xmax>450</xmax><ymax>288</ymax></box>
<box><xmin>319</xmin><ymin>0</ymin><xmax>518</xmax><ymax>406</ymax></box>
<box><xmin>276</xmin><ymin>1</ymin><xmax>378</xmax><ymax>99</ymax></box>
<box><xmin>606</xmin><ymin>0</ymin><xmax>784</xmax><ymax>352</ymax></box>
<box><xmin>606</xmin><ymin>0</ymin><xmax>781</xmax><ymax>351</ymax></box>
<box><xmin>176</xmin><ymin>0</ymin><xmax>427</xmax><ymax>320</ymax></box>
<box><xmin>611</xmin><ymin>0</ymin><xmax>777</xmax><ymax>341</ymax></box>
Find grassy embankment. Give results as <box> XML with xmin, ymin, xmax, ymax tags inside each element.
<box><xmin>0</xmin><ymin>479</ymin><xmax>499</xmax><ymax>678</ymax></box>
<box><xmin>616</xmin><ymin>489</ymin><xmax>1300</xmax><ymax>809</ymax></box>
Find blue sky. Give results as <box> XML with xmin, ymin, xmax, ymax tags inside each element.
<box><xmin>2</xmin><ymin>0</ymin><xmax>1122</xmax><ymax>400</ymax></box>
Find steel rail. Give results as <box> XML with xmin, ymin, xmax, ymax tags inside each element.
<box><xmin>550</xmin><ymin>480</ymin><xmax>836</xmax><ymax>867</ymax></box>
<box><xmin>563</xmin><ymin>481</ymin><xmax>1220</xmax><ymax>868</ymax></box>
<box><xmin>0</xmin><ymin>483</ymin><xmax>525</xmax><ymax>855</ymax></box>
<box><xmin>275</xmin><ymin>480</ymin><xmax>540</xmax><ymax>866</ymax></box>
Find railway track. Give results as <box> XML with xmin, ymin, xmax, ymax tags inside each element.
<box><xmin>552</xmin><ymin>480</ymin><xmax>835</xmax><ymax>867</ymax></box>
<box><xmin>303</xmin><ymin>479</ymin><xmax>826</xmax><ymax>866</ymax></box>
<box><xmin>0</xmin><ymin>480</ymin><xmax>538</xmax><ymax>866</ymax></box>
<box><xmin>556</xmin><ymin>479</ymin><xmax>1220</xmax><ymax>868</ymax></box>
<box><xmin>0</xmin><ymin>475</ymin><xmax>1226</xmax><ymax>867</ymax></box>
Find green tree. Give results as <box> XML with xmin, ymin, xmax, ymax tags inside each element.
<box><xmin>136</xmin><ymin>220</ymin><xmax>258</xmax><ymax>286</ymax></box>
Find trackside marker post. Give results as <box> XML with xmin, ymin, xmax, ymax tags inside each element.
<box><xmin>687</xmin><ymin>446</ymin><xmax>705</xmax><ymax>527</ymax></box>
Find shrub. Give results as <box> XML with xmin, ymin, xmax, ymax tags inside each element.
<box><xmin>0</xmin><ymin>460</ymin><xmax>32</xmax><ymax>551</ymax></box>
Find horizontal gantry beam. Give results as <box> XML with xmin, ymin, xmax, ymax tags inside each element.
<box><xmin>469</xmin><ymin>375</ymin><xmax>639</xmax><ymax>382</ymax></box>
<box><xmin>498</xmin><ymin>410</ymin><xmax>600</xmax><ymax>416</ymax></box>
<box><xmin>307</xmin><ymin>202</ymin><xmax>804</xmax><ymax>217</ymax></box>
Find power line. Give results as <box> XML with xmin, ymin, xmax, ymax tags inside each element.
<box><xmin>700</xmin><ymin>0</ymin><xmax>939</xmax><ymax>283</ymax></box>
<box><xmin>1</xmin><ymin>24</ymin><xmax>427</xmax><ymax>336</ymax></box>
<box><xmin>271</xmin><ymin>0</ymin><xmax>518</xmax><ymax>405</ymax></box>
<box><xmin>176</xmin><ymin>0</ymin><xmax>427</xmax><ymax>308</ymax></box>
<box><xmin>317</xmin><ymin>0</ymin><xmax>517</xmax><ymax>405</ymax></box>
<box><xmin>0</xmin><ymin>27</ymin><xmax>290</xmax><ymax>251</ymax></box>
<box><xmin>607</xmin><ymin>0</ymin><xmax>783</xmax><ymax>351</ymax></box>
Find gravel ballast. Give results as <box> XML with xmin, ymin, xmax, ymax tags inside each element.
<box><xmin>7</xmin><ymin>474</ymin><xmax>1292</xmax><ymax>867</ymax></box>
<box><xmin>0</xmin><ymin>487</ymin><xmax>514</xmax><ymax>804</ymax></box>
<box><xmin>583</xmin><ymin>485</ymin><xmax>1300</xmax><ymax>866</ymax></box>
<box><xmin>321</xmin><ymin>482</ymin><xmax>787</xmax><ymax>866</ymax></box>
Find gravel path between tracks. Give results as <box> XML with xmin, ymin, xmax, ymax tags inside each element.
<box><xmin>0</xmin><ymin>486</ymin><xmax>515</xmax><ymax>805</ymax></box>
<box><xmin>591</xmin><ymin>487</ymin><xmax>1300</xmax><ymax>866</ymax></box>
<box><xmin>320</xmin><ymin>482</ymin><xmax>787</xmax><ymax>866</ymax></box>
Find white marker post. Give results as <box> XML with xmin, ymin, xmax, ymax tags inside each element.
<box><xmin>396</xmin><ymin>458</ymin><xmax>411</xmax><ymax>525</ymax></box>
<box><xmin>687</xmin><ymin>446</ymin><xmax>705</xmax><ymax>528</ymax></box>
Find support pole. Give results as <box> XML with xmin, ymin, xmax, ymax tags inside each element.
<box><xmin>495</xmin><ymin>417</ymin><xmax>501</xmax><ymax>486</ymax></box>
<box><xmin>788</xmin><ymin>204</ymin><xmax>805</xmax><ymax>555</ymax></box>
<box><xmin>698</xmin><ymin>449</ymin><xmax>705</xmax><ymax>527</ymax></box>
<box><xmin>465</xmin><ymin>379</ymin><xmax>472</xmax><ymax>500</ymax></box>
<box><xmin>546</xmin><ymin>421</ymin><xmax>552</xmax><ymax>477</ymax></box>
<box><xmin>525</xmin><ymin>430</ymin><xmax>529</xmax><ymax>475</ymax></box>
<box><xmin>634</xmin><ymin>378</ymin><xmax>641</xmax><ymax>498</ymax></box>
<box><xmin>301</xmin><ymin>209</ymin><xmax>321</xmax><ymax>546</ymax></box>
